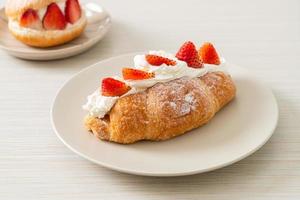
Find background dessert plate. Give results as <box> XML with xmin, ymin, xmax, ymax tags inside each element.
<box><xmin>0</xmin><ymin>2</ymin><xmax>111</xmax><ymax>60</ymax></box>
<box><xmin>51</xmin><ymin>53</ymin><xmax>278</xmax><ymax>177</ymax></box>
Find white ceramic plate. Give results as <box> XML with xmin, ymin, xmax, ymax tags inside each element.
<box><xmin>0</xmin><ymin>2</ymin><xmax>111</xmax><ymax>60</ymax></box>
<box><xmin>51</xmin><ymin>53</ymin><xmax>278</xmax><ymax>176</ymax></box>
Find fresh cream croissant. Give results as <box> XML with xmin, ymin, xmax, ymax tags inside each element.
<box><xmin>83</xmin><ymin>41</ymin><xmax>236</xmax><ymax>144</ymax></box>
<box><xmin>5</xmin><ymin>0</ymin><xmax>87</xmax><ymax>47</ymax></box>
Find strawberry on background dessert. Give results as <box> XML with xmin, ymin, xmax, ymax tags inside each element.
<box><xmin>5</xmin><ymin>0</ymin><xmax>87</xmax><ymax>47</ymax></box>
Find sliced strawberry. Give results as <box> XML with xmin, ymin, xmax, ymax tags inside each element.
<box><xmin>65</xmin><ymin>0</ymin><xmax>81</xmax><ymax>24</ymax></box>
<box><xmin>122</xmin><ymin>68</ymin><xmax>154</xmax><ymax>80</ymax></box>
<box><xmin>43</xmin><ymin>3</ymin><xmax>66</xmax><ymax>30</ymax></box>
<box><xmin>101</xmin><ymin>78</ymin><xmax>131</xmax><ymax>97</ymax></box>
<box><xmin>20</xmin><ymin>9</ymin><xmax>42</xmax><ymax>30</ymax></box>
<box><xmin>145</xmin><ymin>55</ymin><xmax>176</xmax><ymax>66</ymax></box>
<box><xmin>199</xmin><ymin>42</ymin><xmax>221</xmax><ymax>65</ymax></box>
<box><xmin>175</xmin><ymin>41</ymin><xmax>203</xmax><ymax>68</ymax></box>
<box><xmin>188</xmin><ymin>58</ymin><xmax>203</xmax><ymax>68</ymax></box>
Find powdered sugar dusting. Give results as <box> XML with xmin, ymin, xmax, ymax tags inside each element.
<box><xmin>185</xmin><ymin>93</ymin><xmax>194</xmax><ymax>104</ymax></box>
<box><xmin>178</xmin><ymin>93</ymin><xmax>196</xmax><ymax>116</ymax></box>
<box><xmin>169</xmin><ymin>102</ymin><xmax>177</xmax><ymax>109</ymax></box>
<box><xmin>155</xmin><ymin>78</ymin><xmax>199</xmax><ymax>117</ymax></box>
<box><xmin>179</xmin><ymin>102</ymin><xmax>191</xmax><ymax>116</ymax></box>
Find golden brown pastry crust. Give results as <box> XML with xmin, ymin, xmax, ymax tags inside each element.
<box><xmin>85</xmin><ymin>71</ymin><xmax>236</xmax><ymax>144</ymax></box>
<box><xmin>8</xmin><ymin>17</ymin><xmax>87</xmax><ymax>47</ymax></box>
<box><xmin>5</xmin><ymin>0</ymin><xmax>62</xmax><ymax>19</ymax></box>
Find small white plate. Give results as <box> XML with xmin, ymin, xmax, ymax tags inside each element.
<box><xmin>0</xmin><ymin>2</ymin><xmax>111</xmax><ymax>60</ymax></box>
<box><xmin>51</xmin><ymin>53</ymin><xmax>278</xmax><ymax>176</ymax></box>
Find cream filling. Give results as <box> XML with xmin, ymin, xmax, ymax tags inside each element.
<box><xmin>8</xmin><ymin>13</ymin><xmax>86</xmax><ymax>36</ymax></box>
<box><xmin>83</xmin><ymin>51</ymin><xmax>227</xmax><ymax>118</ymax></box>
<box><xmin>10</xmin><ymin>0</ymin><xmax>84</xmax><ymax>33</ymax></box>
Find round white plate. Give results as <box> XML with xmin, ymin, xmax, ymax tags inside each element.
<box><xmin>0</xmin><ymin>2</ymin><xmax>111</xmax><ymax>60</ymax></box>
<box><xmin>51</xmin><ymin>53</ymin><xmax>278</xmax><ymax>176</ymax></box>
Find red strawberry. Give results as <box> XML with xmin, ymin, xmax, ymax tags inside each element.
<box><xmin>145</xmin><ymin>55</ymin><xmax>176</xmax><ymax>66</ymax></box>
<box><xmin>122</xmin><ymin>68</ymin><xmax>154</xmax><ymax>80</ymax></box>
<box><xmin>65</xmin><ymin>0</ymin><xmax>81</xmax><ymax>24</ymax></box>
<box><xmin>199</xmin><ymin>42</ymin><xmax>221</xmax><ymax>65</ymax></box>
<box><xmin>187</xmin><ymin>58</ymin><xmax>203</xmax><ymax>68</ymax></box>
<box><xmin>175</xmin><ymin>41</ymin><xmax>203</xmax><ymax>68</ymax></box>
<box><xmin>101</xmin><ymin>78</ymin><xmax>131</xmax><ymax>97</ymax></box>
<box><xmin>43</xmin><ymin>3</ymin><xmax>66</xmax><ymax>30</ymax></box>
<box><xmin>19</xmin><ymin>9</ymin><xmax>42</xmax><ymax>29</ymax></box>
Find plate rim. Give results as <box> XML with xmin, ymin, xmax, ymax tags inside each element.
<box><xmin>50</xmin><ymin>53</ymin><xmax>279</xmax><ymax>177</ymax></box>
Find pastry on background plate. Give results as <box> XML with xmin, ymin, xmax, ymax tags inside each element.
<box><xmin>5</xmin><ymin>0</ymin><xmax>87</xmax><ymax>47</ymax></box>
<box><xmin>83</xmin><ymin>41</ymin><xmax>236</xmax><ymax>144</ymax></box>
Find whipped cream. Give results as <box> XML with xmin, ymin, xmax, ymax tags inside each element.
<box><xmin>83</xmin><ymin>51</ymin><xmax>227</xmax><ymax>118</ymax></box>
<box><xmin>9</xmin><ymin>14</ymin><xmax>86</xmax><ymax>36</ymax></box>
<box><xmin>82</xmin><ymin>90</ymin><xmax>118</xmax><ymax>117</ymax></box>
<box><xmin>13</xmin><ymin>0</ymin><xmax>81</xmax><ymax>31</ymax></box>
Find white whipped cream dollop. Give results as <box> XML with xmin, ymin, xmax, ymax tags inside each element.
<box><xmin>83</xmin><ymin>51</ymin><xmax>227</xmax><ymax>118</ymax></box>
<box><xmin>82</xmin><ymin>90</ymin><xmax>118</xmax><ymax>117</ymax></box>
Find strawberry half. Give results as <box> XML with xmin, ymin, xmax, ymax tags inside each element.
<box><xmin>145</xmin><ymin>55</ymin><xmax>176</xmax><ymax>66</ymax></box>
<box><xmin>199</xmin><ymin>42</ymin><xmax>221</xmax><ymax>65</ymax></box>
<box><xmin>43</xmin><ymin>3</ymin><xmax>66</xmax><ymax>30</ymax></box>
<box><xmin>101</xmin><ymin>78</ymin><xmax>131</xmax><ymax>97</ymax></box>
<box><xmin>65</xmin><ymin>0</ymin><xmax>81</xmax><ymax>24</ymax></box>
<box><xmin>20</xmin><ymin>9</ymin><xmax>42</xmax><ymax>30</ymax></box>
<box><xmin>175</xmin><ymin>41</ymin><xmax>203</xmax><ymax>68</ymax></box>
<box><xmin>122</xmin><ymin>68</ymin><xmax>154</xmax><ymax>80</ymax></box>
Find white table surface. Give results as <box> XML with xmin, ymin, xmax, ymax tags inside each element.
<box><xmin>0</xmin><ymin>0</ymin><xmax>299</xmax><ymax>199</ymax></box>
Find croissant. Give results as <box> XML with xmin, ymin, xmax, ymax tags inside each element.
<box><xmin>84</xmin><ymin>71</ymin><xmax>236</xmax><ymax>144</ymax></box>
